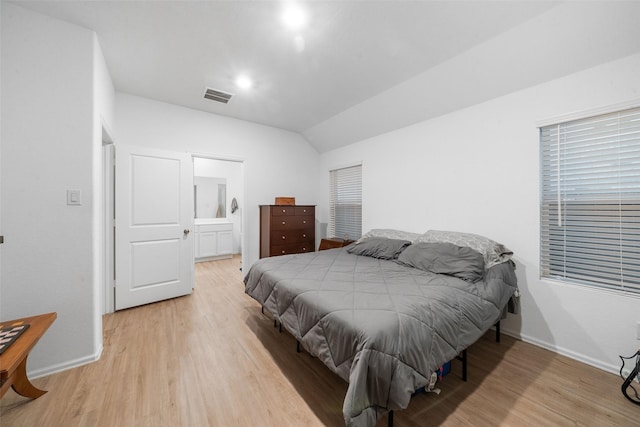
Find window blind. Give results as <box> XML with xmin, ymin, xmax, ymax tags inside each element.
<box><xmin>540</xmin><ymin>106</ymin><xmax>640</xmax><ymax>296</ymax></box>
<box><xmin>329</xmin><ymin>165</ymin><xmax>362</xmax><ymax>240</ymax></box>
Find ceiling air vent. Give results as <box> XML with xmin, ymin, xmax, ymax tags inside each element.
<box><xmin>204</xmin><ymin>87</ymin><xmax>232</xmax><ymax>104</ymax></box>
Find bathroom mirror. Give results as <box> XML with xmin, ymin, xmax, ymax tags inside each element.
<box><xmin>194</xmin><ymin>176</ymin><xmax>226</xmax><ymax>219</ymax></box>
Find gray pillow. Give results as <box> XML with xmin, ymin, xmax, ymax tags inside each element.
<box><xmin>347</xmin><ymin>237</ymin><xmax>411</xmax><ymax>260</ymax></box>
<box><xmin>397</xmin><ymin>242</ymin><xmax>485</xmax><ymax>282</ymax></box>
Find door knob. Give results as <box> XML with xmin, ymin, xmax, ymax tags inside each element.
<box><xmin>184</xmin><ymin>229</ymin><xmax>190</xmax><ymax>235</ymax></box>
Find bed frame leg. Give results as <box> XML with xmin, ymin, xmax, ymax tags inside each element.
<box><xmin>261</xmin><ymin>306</ymin><xmax>264</xmax><ymax>314</ymax></box>
<box><xmin>388</xmin><ymin>410</ymin><xmax>394</xmax><ymax>427</ymax></box>
<box><xmin>279</xmin><ymin>323</ymin><xmax>282</xmax><ymax>333</ymax></box>
<box><xmin>495</xmin><ymin>320</ymin><xmax>501</xmax><ymax>343</ymax></box>
<box><xmin>454</xmin><ymin>349</ymin><xmax>468</xmax><ymax>382</ymax></box>
<box><xmin>461</xmin><ymin>349</ymin><xmax>468</xmax><ymax>382</ymax></box>
<box><xmin>296</xmin><ymin>341</ymin><xmax>301</xmax><ymax>353</ymax></box>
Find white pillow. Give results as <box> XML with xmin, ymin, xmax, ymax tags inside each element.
<box><xmin>416</xmin><ymin>230</ymin><xmax>513</xmax><ymax>268</ymax></box>
<box><xmin>358</xmin><ymin>228</ymin><xmax>422</xmax><ymax>243</ymax></box>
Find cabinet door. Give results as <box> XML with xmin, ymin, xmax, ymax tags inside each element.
<box><xmin>217</xmin><ymin>230</ymin><xmax>233</xmax><ymax>255</ymax></box>
<box><xmin>198</xmin><ymin>231</ymin><xmax>218</xmax><ymax>257</ymax></box>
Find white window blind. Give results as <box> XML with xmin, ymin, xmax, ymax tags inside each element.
<box><xmin>540</xmin><ymin>106</ymin><xmax>640</xmax><ymax>296</ymax></box>
<box><xmin>329</xmin><ymin>165</ymin><xmax>362</xmax><ymax>240</ymax></box>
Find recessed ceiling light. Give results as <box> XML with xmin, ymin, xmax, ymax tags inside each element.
<box><xmin>282</xmin><ymin>3</ymin><xmax>307</xmax><ymax>31</ymax></box>
<box><xmin>235</xmin><ymin>75</ymin><xmax>253</xmax><ymax>90</ymax></box>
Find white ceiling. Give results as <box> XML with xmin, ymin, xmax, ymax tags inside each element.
<box><xmin>13</xmin><ymin>1</ymin><xmax>640</xmax><ymax>152</ymax></box>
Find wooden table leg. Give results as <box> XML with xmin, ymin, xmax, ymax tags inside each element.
<box><xmin>10</xmin><ymin>357</ymin><xmax>47</xmax><ymax>399</ymax></box>
<box><xmin>0</xmin><ymin>312</ymin><xmax>56</xmax><ymax>400</ymax></box>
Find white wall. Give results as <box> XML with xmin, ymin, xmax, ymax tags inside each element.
<box><xmin>115</xmin><ymin>93</ymin><xmax>320</xmax><ymax>269</ymax></box>
<box><xmin>319</xmin><ymin>52</ymin><xmax>640</xmax><ymax>375</ymax></box>
<box><xmin>1</xmin><ymin>3</ymin><xmax>112</xmax><ymax>375</ymax></box>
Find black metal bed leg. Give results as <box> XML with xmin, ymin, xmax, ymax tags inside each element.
<box><xmin>461</xmin><ymin>349</ymin><xmax>467</xmax><ymax>382</ymax></box>
<box><xmin>296</xmin><ymin>341</ymin><xmax>301</xmax><ymax>353</ymax></box>
<box><xmin>279</xmin><ymin>323</ymin><xmax>282</xmax><ymax>333</ymax></box>
<box><xmin>261</xmin><ymin>306</ymin><xmax>264</xmax><ymax>314</ymax></box>
<box><xmin>454</xmin><ymin>349</ymin><xmax>468</xmax><ymax>381</ymax></box>
<box><xmin>388</xmin><ymin>410</ymin><xmax>394</xmax><ymax>427</ymax></box>
<box><xmin>495</xmin><ymin>320</ymin><xmax>501</xmax><ymax>343</ymax></box>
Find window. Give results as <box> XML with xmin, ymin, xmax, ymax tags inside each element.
<box><xmin>329</xmin><ymin>164</ymin><xmax>362</xmax><ymax>240</ymax></box>
<box><xmin>540</xmin><ymin>106</ymin><xmax>640</xmax><ymax>296</ymax></box>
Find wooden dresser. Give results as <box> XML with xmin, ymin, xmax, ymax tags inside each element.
<box><xmin>260</xmin><ymin>205</ymin><xmax>315</xmax><ymax>258</ymax></box>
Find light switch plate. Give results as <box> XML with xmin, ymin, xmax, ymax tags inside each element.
<box><xmin>67</xmin><ymin>189</ymin><xmax>82</xmax><ymax>206</ymax></box>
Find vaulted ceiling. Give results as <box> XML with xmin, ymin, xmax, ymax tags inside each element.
<box><xmin>14</xmin><ymin>1</ymin><xmax>640</xmax><ymax>152</ymax></box>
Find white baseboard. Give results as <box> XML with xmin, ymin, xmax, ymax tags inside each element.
<box><xmin>28</xmin><ymin>344</ymin><xmax>103</xmax><ymax>379</ymax></box>
<box><xmin>499</xmin><ymin>327</ymin><xmax>621</xmax><ymax>376</ymax></box>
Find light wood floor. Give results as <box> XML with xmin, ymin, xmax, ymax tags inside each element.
<box><xmin>1</xmin><ymin>256</ymin><xmax>637</xmax><ymax>426</ymax></box>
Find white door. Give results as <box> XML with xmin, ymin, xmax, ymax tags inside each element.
<box><xmin>115</xmin><ymin>145</ymin><xmax>194</xmax><ymax>310</ymax></box>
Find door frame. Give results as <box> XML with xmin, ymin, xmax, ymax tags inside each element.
<box><xmin>102</xmin><ymin>127</ymin><xmax>115</xmax><ymax>314</ymax></box>
<box><xmin>104</xmin><ymin>150</ymin><xmax>247</xmax><ymax>313</ymax></box>
<box><xmin>191</xmin><ymin>152</ymin><xmax>246</xmax><ymax>273</ymax></box>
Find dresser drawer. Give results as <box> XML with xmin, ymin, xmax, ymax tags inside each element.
<box><xmin>271</xmin><ymin>215</ymin><xmax>313</xmax><ymax>230</ymax></box>
<box><xmin>294</xmin><ymin>206</ymin><xmax>314</xmax><ymax>216</ymax></box>
<box><xmin>271</xmin><ymin>206</ymin><xmax>295</xmax><ymax>216</ymax></box>
<box><xmin>271</xmin><ymin>241</ymin><xmax>314</xmax><ymax>256</ymax></box>
<box><xmin>295</xmin><ymin>215</ymin><xmax>313</xmax><ymax>229</ymax></box>
<box><xmin>271</xmin><ymin>230</ymin><xmax>312</xmax><ymax>244</ymax></box>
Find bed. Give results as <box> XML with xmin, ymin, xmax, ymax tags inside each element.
<box><xmin>244</xmin><ymin>229</ymin><xmax>518</xmax><ymax>427</ymax></box>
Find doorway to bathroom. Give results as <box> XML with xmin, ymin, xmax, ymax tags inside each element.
<box><xmin>192</xmin><ymin>156</ymin><xmax>244</xmax><ymax>267</ymax></box>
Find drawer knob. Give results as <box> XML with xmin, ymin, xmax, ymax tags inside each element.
<box><xmin>282</xmin><ymin>209</ymin><xmax>286</xmax><ymax>213</ymax></box>
<box><xmin>282</xmin><ymin>236</ymin><xmax>286</xmax><ymax>240</ymax></box>
<box><xmin>281</xmin><ymin>250</ymin><xmax>285</xmax><ymax>254</ymax></box>
<box><xmin>282</xmin><ymin>221</ymin><xmax>286</xmax><ymax>225</ymax></box>
<box><xmin>302</xmin><ymin>234</ymin><xmax>306</xmax><ymax>238</ymax></box>
<box><xmin>302</xmin><ymin>247</ymin><xmax>306</xmax><ymax>251</ymax></box>
<box><xmin>303</xmin><ymin>220</ymin><xmax>306</xmax><ymax>224</ymax></box>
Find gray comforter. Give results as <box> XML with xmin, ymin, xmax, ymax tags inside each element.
<box><xmin>244</xmin><ymin>247</ymin><xmax>517</xmax><ymax>426</ymax></box>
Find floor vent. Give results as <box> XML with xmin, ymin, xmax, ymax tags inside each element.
<box><xmin>204</xmin><ymin>87</ymin><xmax>233</xmax><ymax>104</ymax></box>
